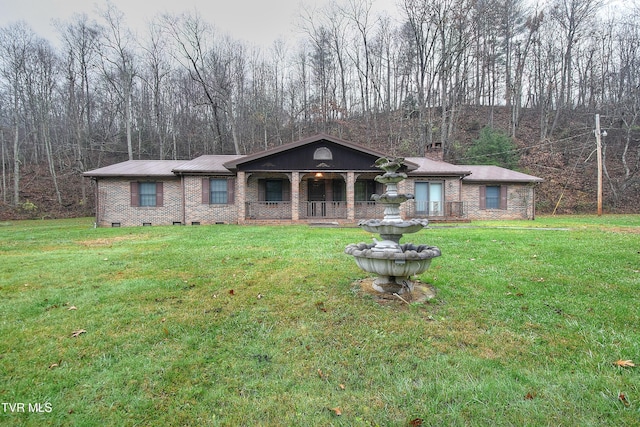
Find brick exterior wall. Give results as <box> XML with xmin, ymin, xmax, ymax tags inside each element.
<box><xmin>183</xmin><ymin>176</ymin><xmax>238</xmax><ymax>225</ymax></box>
<box><xmin>96</xmin><ymin>177</ymin><xmax>182</xmax><ymax>227</ymax></box>
<box><xmin>93</xmin><ymin>174</ymin><xmax>536</xmax><ymax>226</ymax></box>
<box><xmin>462</xmin><ymin>183</ymin><xmax>536</xmax><ymax>220</ymax></box>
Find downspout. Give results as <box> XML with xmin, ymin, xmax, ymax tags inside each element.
<box><xmin>93</xmin><ymin>178</ymin><xmax>100</xmax><ymax>227</ymax></box>
<box><xmin>532</xmin><ymin>183</ymin><xmax>537</xmax><ymax>220</ymax></box>
<box><xmin>459</xmin><ymin>176</ymin><xmax>464</xmax><ymax>219</ymax></box>
<box><xmin>180</xmin><ymin>174</ymin><xmax>186</xmax><ymax>225</ymax></box>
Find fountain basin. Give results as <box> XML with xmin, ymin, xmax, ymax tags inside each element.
<box><xmin>345</xmin><ymin>243</ymin><xmax>441</xmax><ymax>293</ymax></box>
<box><xmin>359</xmin><ymin>219</ymin><xmax>429</xmax><ymax>235</ymax></box>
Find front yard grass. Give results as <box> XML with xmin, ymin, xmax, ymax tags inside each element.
<box><xmin>0</xmin><ymin>215</ymin><xmax>638</xmax><ymax>426</ymax></box>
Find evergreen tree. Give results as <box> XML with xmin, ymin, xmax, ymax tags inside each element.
<box><xmin>464</xmin><ymin>127</ymin><xmax>519</xmax><ymax>169</ymax></box>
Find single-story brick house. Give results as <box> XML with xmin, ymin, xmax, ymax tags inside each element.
<box><xmin>84</xmin><ymin>134</ymin><xmax>543</xmax><ymax>227</ymax></box>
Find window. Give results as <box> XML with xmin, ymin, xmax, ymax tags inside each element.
<box><xmin>131</xmin><ymin>182</ymin><xmax>163</xmax><ymax>207</ymax></box>
<box><xmin>313</xmin><ymin>147</ymin><xmax>333</xmax><ymax>160</ymax></box>
<box><xmin>355</xmin><ymin>180</ymin><xmax>376</xmax><ymax>201</ymax></box>
<box><xmin>139</xmin><ymin>182</ymin><xmax>157</xmax><ymax>206</ymax></box>
<box><xmin>485</xmin><ymin>186</ymin><xmax>500</xmax><ymax>209</ymax></box>
<box><xmin>415</xmin><ymin>181</ymin><xmax>443</xmax><ymax>215</ymax></box>
<box><xmin>480</xmin><ymin>185</ymin><xmax>507</xmax><ymax>210</ymax></box>
<box><xmin>332</xmin><ymin>179</ymin><xmax>346</xmax><ymax>201</ymax></box>
<box><xmin>265</xmin><ymin>180</ymin><xmax>283</xmax><ymax>201</ymax></box>
<box><xmin>202</xmin><ymin>178</ymin><xmax>234</xmax><ymax>204</ymax></box>
<box><xmin>257</xmin><ymin>178</ymin><xmax>290</xmax><ymax>202</ymax></box>
<box><xmin>210</xmin><ymin>179</ymin><xmax>228</xmax><ymax>204</ymax></box>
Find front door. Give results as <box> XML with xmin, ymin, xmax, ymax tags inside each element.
<box><xmin>308</xmin><ymin>179</ymin><xmax>326</xmax><ymax>216</ymax></box>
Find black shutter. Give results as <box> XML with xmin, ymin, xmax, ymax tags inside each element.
<box><xmin>130</xmin><ymin>182</ymin><xmax>139</xmax><ymax>207</ymax></box>
<box><xmin>479</xmin><ymin>185</ymin><xmax>486</xmax><ymax>210</ymax></box>
<box><xmin>202</xmin><ymin>178</ymin><xmax>210</xmax><ymax>204</ymax></box>
<box><xmin>227</xmin><ymin>178</ymin><xmax>235</xmax><ymax>204</ymax></box>
<box><xmin>156</xmin><ymin>182</ymin><xmax>164</xmax><ymax>207</ymax></box>
<box><xmin>500</xmin><ymin>185</ymin><xmax>508</xmax><ymax>210</ymax></box>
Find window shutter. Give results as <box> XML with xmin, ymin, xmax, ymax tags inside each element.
<box><xmin>156</xmin><ymin>182</ymin><xmax>164</xmax><ymax>207</ymax></box>
<box><xmin>500</xmin><ymin>185</ymin><xmax>508</xmax><ymax>210</ymax></box>
<box><xmin>258</xmin><ymin>179</ymin><xmax>266</xmax><ymax>201</ymax></box>
<box><xmin>479</xmin><ymin>185</ymin><xmax>486</xmax><ymax>210</ymax></box>
<box><xmin>202</xmin><ymin>178</ymin><xmax>210</xmax><ymax>204</ymax></box>
<box><xmin>130</xmin><ymin>182</ymin><xmax>139</xmax><ymax>207</ymax></box>
<box><xmin>283</xmin><ymin>179</ymin><xmax>291</xmax><ymax>201</ymax></box>
<box><xmin>227</xmin><ymin>178</ymin><xmax>235</xmax><ymax>204</ymax></box>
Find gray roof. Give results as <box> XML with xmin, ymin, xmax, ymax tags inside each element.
<box><xmin>405</xmin><ymin>157</ymin><xmax>471</xmax><ymax>176</ymax></box>
<box><xmin>460</xmin><ymin>165</ymin><xmax>544</xmax><ymax>183</ymax></box>
<box><xmin>83</xmin><ymin>135</ymin><xmax>542</xmax><ymax>184</ymax></box>
<box><xmin>84</xmin><ymin>158</ymin><xmax>543</xmax><ymax>183</ymax></box>
<box><xmin>173</xmin><ymin>155</ymin><xmax>243</xmax><ymax>174</ymax></box>
<box><xmin>83</xmin><ymin>160</ymin><xmax>189</xmax><ymax>177</ymax></box>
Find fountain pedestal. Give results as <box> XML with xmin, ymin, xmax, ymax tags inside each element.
<box><xmin>345</xmin><ymin>157</ymin><xmax>441</xmax><ymax>294</ymax></box>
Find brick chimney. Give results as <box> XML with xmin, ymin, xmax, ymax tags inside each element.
<box><xmin>424</xmin><ymin>142</ymin><xmax>444</xmax><ymax>161</ymax></box>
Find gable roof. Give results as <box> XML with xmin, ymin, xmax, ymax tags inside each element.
<box><xmin>460</xmin><ymin>165</ymin><xmax>544</xmax><ymax>183</ymax></box>
<box><xmin>172</xmin><ymin>155</ymin><xmax>243</xmax><ymax>174</ymax></box>
<box><xmin>222</xmin><ymin>133</ymin><xmax>419</xmax><ymax>171</ymax></box>
<box><xmin>83</xmin><ymin>135</ymin><xmax>542</xmax><ymax>184</ymax></box>
<box><xmin>83</xmin><ymin>160</ymin><xmax>188</xmax><ymax>177</ymax></box>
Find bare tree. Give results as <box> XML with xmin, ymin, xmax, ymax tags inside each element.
<box><xmin>140</xmin><ymin>19</ymin><xmax>175</xmax><ymax>159</ymax></box>
<box><xmin>0</xmin><ymin>23</ymin><xmax>35</xmax><ymax>206</ymax></box>
<box><xmin>98</xmin><ymin>2</ymin><xmax>138</xmax><ymax>160</ymax></box>
<box><xmin>24</xmin><ymin>38</ymin><xmax>63</xmax><ymax>204</ymax></box>
<box><xmin>549</xmin><ymin>0</ymin><xmax>603</xmax><ymax>134</ymax></box>
<box><xmin>162</xmin><ymin>12</ymin><xmax>243</xmax><ymax>154</ymax></box>
<box><xmin>58</xmin><ymin>13</ymin><xmax>101</xmax><ymax>203</ymax></box>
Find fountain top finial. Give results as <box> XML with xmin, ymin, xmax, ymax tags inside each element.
<box><xmin>374</xmin><ymin>157</ymin><xmax>405</xmax><ymax>174</ymax></box>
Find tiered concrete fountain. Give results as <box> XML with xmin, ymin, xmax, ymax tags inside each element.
<box><xmin>345</xmin><ymin>157</ymin><xmax>441</xmax><ymax>294</ymax></box>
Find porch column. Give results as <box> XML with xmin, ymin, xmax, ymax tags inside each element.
<box><xmin>237</xmin><ymin>171</ymin><xmax>246</xmax><ymax>224</ymax></box>
<box><xmin>346</xmin><ymin>171</ymin><xmax>355</xmax><ymax>221</ymax></box>
<box><xmin>291</xmin><ymin>171</ymin><xmax>300</xmax><ymax>221</ymax></box>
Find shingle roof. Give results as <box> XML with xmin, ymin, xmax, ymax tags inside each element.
<box><xmin>460</xmin><ymin>165</ymin><xmax>544</xmax><ymax>183</ymax></box>
<box><xmin>83</xmin><ymin>160</ymin><xmax>189</xmax><ymax>177</ymax></box>
<box><xmin>405</xmin><ymin>157</ymin><xmax>471</xmax><ymax>176</ymax></box>
<box><xmin>83</xmin><ymin>137</ymin><xmax>542</xmax><ymax>184</ymax></box>
<box><xmin>172</xmin><ymin>155</ymin><xmax>243</xmax><ymax>174</ymax></box>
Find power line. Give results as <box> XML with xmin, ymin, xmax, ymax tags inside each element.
<box><xmin>456</xmin><ymin>130</ymin><xmax>594</xmax><ymax>162</ymax></box>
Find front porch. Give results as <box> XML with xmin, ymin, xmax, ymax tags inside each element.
<box><xmin>244</xmin><ymin>200</ymin><xmax>467</xmax><ymax>221</ymax></box>
<box><xmin>239</xmin><ymin>170</ymin><xmax>380</xmax><ymax>222</ymax></box>
<box><xmin>244</xmin><ymin>200</ymin><xmax>385</xmax><ymax>220</ymax></box>
<box><xmin>239</xmin><ymin>170</ymin><xmax>466</xmax><ymax>222</ymax></box>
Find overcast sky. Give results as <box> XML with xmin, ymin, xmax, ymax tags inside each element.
<box><xmin>0</xmin><ymin>0</ymin><xmax>401</xmax><ymax>48</ymax></box>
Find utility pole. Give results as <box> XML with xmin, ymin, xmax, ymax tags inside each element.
<box><xmin>595</xmin><ymin>114</ymin><xmax>603</xmax><ymax>216</ymax></box>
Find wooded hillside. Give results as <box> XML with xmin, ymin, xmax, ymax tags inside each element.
<box><xmin>1</xmin><ymin>0</ymin><xmax>638</xmax><ymax>220</ymax></box>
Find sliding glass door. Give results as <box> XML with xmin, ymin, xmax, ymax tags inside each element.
<box><xmin>415</xmin><ymin>182</ymin><xmax>443</xmax><ymax>216</ymax></box>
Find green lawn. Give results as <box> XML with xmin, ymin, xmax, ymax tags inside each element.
<box><xmin>1</xmin><ymin>216</ymin><xmax>638</xmax><ymax>426</ymax></box>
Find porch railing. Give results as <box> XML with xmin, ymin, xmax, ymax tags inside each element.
<box><xmin>245</xmin><ymin>201</ymin><xmax>292</xmax><ymax>219</ymax></box>
<box><xmin>300</xmin><ymin>201</ymin><xmax>347</xmax><ymax>219</ymax></box>
<box><xmin>245</xmin><ymin>200</ymin><xmax>466</xmax><ymax>220</ymax></box>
